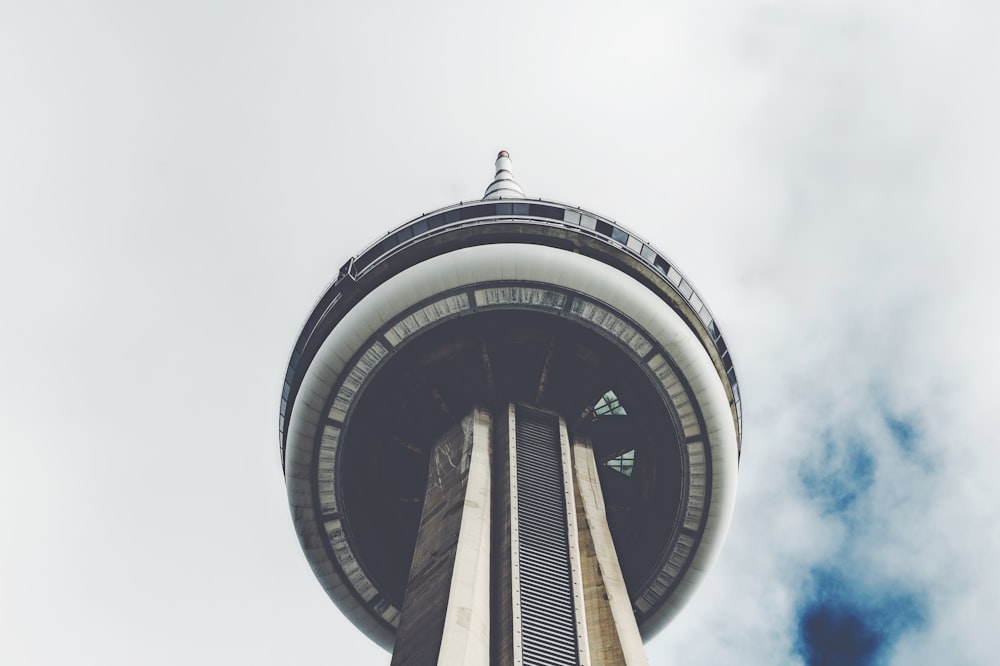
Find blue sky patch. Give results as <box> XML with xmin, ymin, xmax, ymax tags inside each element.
<box><xmin>800</xmin><ymin>431</ymin><xmax>876</xmax><ymax>514</ymax></box>
<box><xmin>795</xmin><ymin>569</ymin><xmax>927</xmax><ymax>666</ymax></box>
<box><xmin>884</xmin><ymin>413</ymin><xmax>917</xmax><ymax>454</ymax></box>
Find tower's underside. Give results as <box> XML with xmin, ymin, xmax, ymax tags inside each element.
<box><xmin>391</xmin><ymin>403</ymin><xmax>648</xmax><ymax>666</ymax></box>
<box><xmin>281</xmin><ymin>178</ymin><xmax>741</xmax><ymax>660</ymax></box>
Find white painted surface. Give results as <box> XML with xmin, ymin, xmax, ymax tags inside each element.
<box><xmin>285</xmin><ymin>242</ymin><xmax>739</xmax><ymax>643</ymax></box>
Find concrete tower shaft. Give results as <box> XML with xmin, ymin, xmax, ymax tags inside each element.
<box><xmin>280</xmin><ymin>153</ymin><xmax>742</xmax><ymax>658</ymax></box>
<box><xmin>390</xmin><ymin>403</ymin><xmax>647</xmax><ymax>665</ymax></box>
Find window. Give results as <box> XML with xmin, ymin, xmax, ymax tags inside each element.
<box><xmin>593</xmin><ymin>390</ymin><xmax>626</xmax><ymax>417</ymax></box>
<box><xmin>607</xmin><ymin>449</ymin><xmax>635</xmax><ymax>477</ymax></box>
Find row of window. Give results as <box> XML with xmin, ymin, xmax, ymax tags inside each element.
<box><xmin>351</xmin><ymin>201</ymin><xmax>738</xmax><ymax>404</ymax></box>
<box><xmin>281</xmin><ymin>201</ymin><xmax>743</xmax><ymax>453</ymax></box>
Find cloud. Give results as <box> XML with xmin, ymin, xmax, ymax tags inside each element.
<box><xmin>800</xmin><ymin>430</ymin><xmax>877</xmax><ymax>515</ymax></box>
<box><xmin>795</xmin><ymin>569</ymin><xmax>927</xmax><ymax>666</ymax></box>
<box><xmin>2</xmin><ymin>1</ymin><xmax>998</xmax><ymax>664</ymax></box>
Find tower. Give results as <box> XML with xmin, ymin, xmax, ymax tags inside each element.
<box><xmin>280</xmin><ymin>153</ymin><xmax>742</xmax><ymax>664</ymax></box>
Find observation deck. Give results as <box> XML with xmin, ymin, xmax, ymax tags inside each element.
<box><xmin>280</xmin><ymin>155</ymin><xmax>741</xmax><ymax>653</ymax></box>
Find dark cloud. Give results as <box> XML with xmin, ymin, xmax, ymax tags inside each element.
<box><xmin>795</xmin><ymin>569</ymin><xmax>927</xmax><ymax>665</ymax></box>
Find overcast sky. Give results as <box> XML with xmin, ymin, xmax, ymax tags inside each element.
<box><xmin>2</xmin><ymin>2</ymin><xmax>998</xmax><ymax>664</ymax></box>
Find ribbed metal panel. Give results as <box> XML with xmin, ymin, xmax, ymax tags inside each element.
<box><xmin>514</xmin><ymin>406</ymin><xmax>579</xmax><ymax>666</ymax></box>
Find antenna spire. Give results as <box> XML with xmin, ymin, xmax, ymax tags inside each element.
<box><xmin>483</xmin><ymin>150</ymin><xmax>525</xmax><ymax>200</ymax></box>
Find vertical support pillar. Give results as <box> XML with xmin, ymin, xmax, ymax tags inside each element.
<box><xmin>572</xmin><ymin>436</ymin><xmax>649</xmax><ymax>665</ymax></box>
<box><xmin>394</xmin><ymin>403</ymin><xmax>648</xmax><ymax>666</ymax></box>
<box><xmin>392</xmin><ymin>407</ymin><xmax>492</xmax><ymax>666</ymax></box>
<box><xmin>492</xmin><ymin>405</ymin><xmax>515</xmax><ymax>666</ymax></box>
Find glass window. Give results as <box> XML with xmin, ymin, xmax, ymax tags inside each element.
<box><xmin>640</xmin><ymin>245</ymin><xmax>657</xmax><ymax>262</ymax></box>
<box><xmin>579</xmin><ymin>214</ymin><xmax>597</xmax><ymax>230</ymax></box>
<box><xmin>707</xmin><ymin>319</ymin><xmax>719</xmax><ymax>340</ymax></box>
<box><xmin>496</xmin><ymin>202</ymin><xmax>513</xmax><ymax>215</ymax></box>
<box><xmin>528</xmin><ymin>203</ymin><xmax>563</xmax><ymax>219</ymax></box>
<box><xmin>412</xmin><ymin>219</ymin><xmax>429</xmax><ymax>235</ymax></box>
<box><xmin>563</xmin><ymin>209</ymin><xmax>581</xmax><ymax>225</ymax></box>
<box><xmin>611</xmin><ymin>227</ymin><xmax>629</xmax><ymax>244</ymax></box>
<box><xmin>443</xmin><ymin>209</ymin><xmax>460</xmax><ymax>224</ymax></box>
<box><xmin>593</xmin><ymin>390</ymin><xmax>627</xmax><ymax>416</ymax></box>
<box><xmin>513</xmin><ymin>202</ymin><xmax>529</xmax><ymax>215</ymax></box>
<box><xmin>607</xmin><ymin>449</ymin><xmax>635</xmax><ymax>477</ymax></box>
<box><xmin>666</xmin><ymin>266</ymin><xmax>682</xmax><ymax>286</ymax></box>
<box><xmin>595</xmin><ymin>220</ymin><xmax>613</xmax><ymax>237</ymax></box>
<box><xmin>678</xmin><ymin>279</ymin><xmax>694</xmax><ymax>299</ymax></box>
<box><xmin>356</xmin><ymin>245</ymin><xmax>382</xmax><ymax>271</ymax></box>
<box><xmin>461</xmin><ymin>204</ymin><xmax>493</xmax><ymax>220</ymax></box>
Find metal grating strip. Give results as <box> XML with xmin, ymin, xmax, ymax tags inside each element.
<box><xmin>514</xmin><ymin>406</ymin><xmax>579</xmax><ymax>665</ymax></box>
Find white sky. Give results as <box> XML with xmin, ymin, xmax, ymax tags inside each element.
<box><xmin>2</xmin><ymin>2</ymin><xmax>998</xmax><ymax>664</ymax></box>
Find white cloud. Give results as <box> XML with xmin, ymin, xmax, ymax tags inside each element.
<box><xmin>1</xmin><ymin>1</ymin><xmax>997</xmax><ymax>664</ymax></box>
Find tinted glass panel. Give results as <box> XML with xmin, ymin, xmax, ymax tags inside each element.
<box><xmin>594</xmin><ymin>390</ymin><xmax>627</xmax><ymax>416</ymax></box>
<box><xmin>689</xmin><ymin>293</ymin><xmax>703</xmax><ymax>312</ymax></box>
<box><xmin>461</xmin><ymin>204</ymin><xmax>493</xmax><ymax>219</ymax></box>
<box><xmin>595</xmin><ymin>220</ymin><xmax>613</xmax><ymax>237</ymax></box>
<box><xmin>528</xmin><ymin>203</ymin><xmax>563</xmax><ymax>219</ymax></box>
<box><xmin>513</xmin><ymin>202</ymin><xmax>530</xmax><ymax>215</ymax></box>
<box><xmin>496</xmin><ymin>202</ymin><xmax>513</xmax><ymax>215</ymax></box>
<box><xmin>607</xmin><ymin>449</ymin><xmax>635</xmax><ymax>476</ymax></box>
<box><xmin>611</xmin><ymin>227</ymin><xmax>629</xmax><ymax>244</ymax></box>
<box><xmin>443</xmin><ymin>210</ymin><xmax>460</xmax><ymax>224</ymax></box>
<box><xmin>356</xmin><ymin>245</ymin><xmax>382</xmax><ymax>271</ymax></box>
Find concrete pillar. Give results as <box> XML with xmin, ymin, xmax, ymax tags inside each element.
<box><xmin>393</xmin><ymin>404</ymin><xmax>648</xmax><ymax>666</ymax></box>
<box><xmin>391</xmin><ymin>408</ymin><xmax>492</xmax><ymax>666</ymax></box>
<box><xmin>572</xmin><ymin>436</ymin><xmax>649</xmax><ymax>665</ymax></box>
